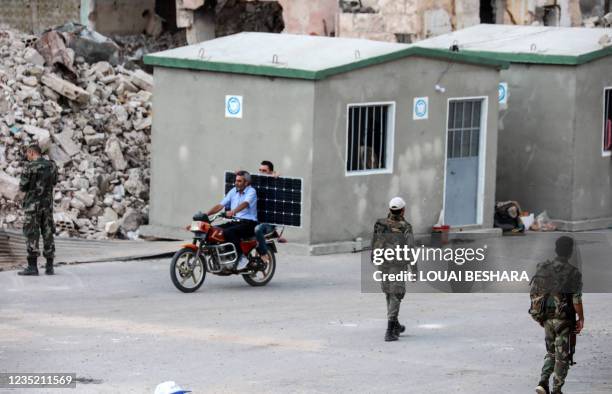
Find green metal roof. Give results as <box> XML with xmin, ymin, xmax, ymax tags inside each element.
<box><xmin>144</xmin><ymin>32</ymin><xmax>508</xmax><ymax>80</ymax></box>
<box><xmin>417</xmin><ymin>24</ymin><xmax>612</xmax><ymax>66</ymax></box>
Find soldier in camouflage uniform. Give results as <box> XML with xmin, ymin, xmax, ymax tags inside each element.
<box><xmin>18</xmin><ymin>144</ymin><xmax>58</xmax><ymax>276</ymax></box>
<box><xmin>371</xmin><ymin>197</ymin><xmax>415</xmax><ymax>342</ymax></box>
<box><xmin>534</xmin><ymin>236</ymin><xmax>584</xmax><ymax>394</ymax></box>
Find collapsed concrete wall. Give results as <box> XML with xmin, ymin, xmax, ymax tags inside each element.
<box><xmin>88</xmin><ymin>0</ymin><xmax>156</xmax><ymax>36</ymax></box>
<box><xmin>0</xmin><ymin>0</ymin><xmax>81</xmax><ymax>34</ymax></box>
<box><xmin>502</xmin><ymin>0</ymin><xmax>583</xmax><ymax>27</ymax></box>
<box><xmin>0</xmin><ymin>0</ymin><xmax>158</xmax><ymax>36</ymax></box>
<box><xmin>176</xmin><ymin>0</ymin><xmax>285</xmax><ymax>44</ymax></box>
<box><xmin>277</xmin><ymin>0</ymin><xmax>337</xmax><ymax>36</ymax></box>
<box><xmin>337</xmin><ymin>0</ymin><xmax>481</xmax><ymax>42</ymax></box>
<box><xmin>215</xmin><ymin>0</ymin><xmax>284</xmax><ymax>37</ymax></box>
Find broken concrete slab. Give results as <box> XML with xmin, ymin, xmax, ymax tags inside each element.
<box><xmin>130</xmin><ymin>69</ymin><xmax>154</xmax><ymax>91</ymax></box>
<box><xmin>133</xmin><ymin>116</ymin><xmax>151</xmax><ymax>131</ymax></box>
<box><xmin>41</xmin><ymin>74</ymin><xmax>90</xmax><ymax>104</ymax></box>
<box><xmin>105</xmin><ymin>137</ymin><xmax>127</xmax><ymax>171</ymax></box>
<box><xmin>23</xmin><ymin>47</ymin><xmax>45</xmax><ymax>66</ymax></box>
<box><xmin>52</xmin><ymin>129</ymin><xmax>81</xmax><ymax>157</ymax></box>
<box><xmin>47</xmin><ymin>144</ymin><xmax>71</xmax><ymax>166</ymax></box>
<box><xmin>84</xmin><ymin>133</ymin><xmax>106</xmax><ymax>146</ymax></box>
<box><xmin>35</xmin><ymin>30</ymin><xmax>77</xmax><ymax>77</ymax></box>
<box><xmin>22</xmin><ymin>125</ymin><xmax>51</xmax><ymax>152</ymax></box>
<box><xmin>0</xmin><ymin>170</ymin><xmax>20</xmax><ymax>200</ymax></box>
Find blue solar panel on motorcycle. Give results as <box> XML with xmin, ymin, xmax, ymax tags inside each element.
<box><xmin>225</xmin><ymin>172</ymin><xmax>303</xmax><ymax>227</ymax></box>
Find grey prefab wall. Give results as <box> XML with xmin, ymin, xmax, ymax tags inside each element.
<box><xmin>145</xmin><ymin>33</ymin><xmax>504</xmax><ymax>250</ymax></box>
<box><xmin>497</xmin><ymin>58</ymin><xmax>612</xmax><ymax>229</ymax></box>
<box><xmin>417</xmin><ymin>25</ymin><xmax>612</xmax><ymax>231</ymax></box>
<box><xmin>310</xmin><ymin>58</ymin><xmax>500</xmax><ymax>243</ymax></box>
<box><xmin>149</xmin><ymin>67</ymin><xmax>315</xmax><ymax>244</ymax></box>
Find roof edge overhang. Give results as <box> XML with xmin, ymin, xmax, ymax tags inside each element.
<box><xmin>143</xmin><ymin>46</ymin><xmax>509</xmax><ymax>80</ymax></box>
<box><xmin>442</xmin><ymin>46</ymin><xmax>612</xmax><ymax>66</ymax></box>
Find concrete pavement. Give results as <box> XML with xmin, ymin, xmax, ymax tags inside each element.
<box><xmin>0</xmin><ymin>250</ymin><xmax>611</xmax><ymax>393</ymax></box>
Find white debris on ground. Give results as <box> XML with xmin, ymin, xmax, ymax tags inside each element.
<box><xmin>0</xmin><ymin>28</ymin><xmax>156</xmax><ymax>240</ymax></box>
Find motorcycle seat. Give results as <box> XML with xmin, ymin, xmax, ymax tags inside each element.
<box><xmin>241</xmin><ymin>230</ymin><xmax>277</xmax><ymax>243</ymax></box>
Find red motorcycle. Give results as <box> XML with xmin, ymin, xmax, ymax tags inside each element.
<box><xmin>170</xmin><ymin>211</ymin><xmax>279</xmax><ymax>293</ymax></box>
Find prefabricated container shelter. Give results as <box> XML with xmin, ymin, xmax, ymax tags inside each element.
<box><xmin>143</xmin><ymin>33</ymin><xmax>507</xmax><ymax>252</ymax></box>
<box><xmin>418</xmin><ymin>24</ymin><xmax>612</xmax><ymax>231</ymax></box>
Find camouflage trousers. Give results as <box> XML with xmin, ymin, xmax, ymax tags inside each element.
<box><xmin>540</xmin><ymin>318</ymin><xmax>572</xmax><ymax>391</ymax></box>
<box><xmin>385</xmin><ymin>292</ymin><xmax>404</xmax><ymax>320</ymax></box>
<box><xmin>23</xmin><ymin>204</ymin><xmax>55</xmax><ymax>260</ymax></box>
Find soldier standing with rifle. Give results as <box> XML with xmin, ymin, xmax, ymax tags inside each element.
<box><xmin>531</xmin><ymin>236</ymin><xmax>584</xmax><ymax>394</ymax></box>
<box><xmin>18</xmin><ymin>144</ymin><xmax>58</xmax><ymax>276</ymax></box>
<box><xmin>371</xmin><ymin>197</ymin><xmax>415</xmax><ymax>342</ymax></box>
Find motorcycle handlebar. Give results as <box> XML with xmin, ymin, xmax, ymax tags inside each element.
<box><xmin>208</xmin><ymin>211</ymin><xmax>241</xmax><ymax>223</ymax></box>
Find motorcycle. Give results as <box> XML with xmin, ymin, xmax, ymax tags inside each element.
<box><xmin>170</xmin><ymin>211</ymin><xmax>280</xmax><ymax>293</ymax></box>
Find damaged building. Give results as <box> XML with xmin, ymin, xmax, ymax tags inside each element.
<box><xmin>3</xmin><ymin>1</ymin><xmax>612</xmax><ymax>47</ymax></box>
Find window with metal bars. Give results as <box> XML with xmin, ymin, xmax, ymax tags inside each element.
<box><xmin>346</xmin><ymin>103</ymin><xmax>392</xmax><ymax>173</ymax></box>
<box><xmin>447</xmin><ymin>99</ymin><xmax>482</xmax><ymax>158</ymax></box>
<box><xmin>603</xmin><ymin>88</ymin><xmax>612</xmax><ymax>154</ymax></box>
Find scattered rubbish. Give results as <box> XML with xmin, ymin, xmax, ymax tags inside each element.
<box><xmin>530</xmin><ymin>211</ymin><xmax>557</xmax><ymax>231</ymax></box>
<box><xmin>519</xmin><ymin>212</ymin><xmax>535</xmax><ymax>230</ymax></box>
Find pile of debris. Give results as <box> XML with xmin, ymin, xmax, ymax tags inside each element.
<box><xmin>113</xmin><ymin>30</ymin><xmax>187</xmax><ymax>71</ymax></box>
<box><xmin>583</xmin><ymin>12</ymin><xmax>612</xmax><ymax>28</ymax></box>
<box><xmin>0</xmin><ymin>27</ymin><xmax>155</xmax><ymax>240</ymax></box>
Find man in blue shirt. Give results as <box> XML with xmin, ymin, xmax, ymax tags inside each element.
<box><xmin>207</xmin><ymin>170</ymin><xmax>257</xmax><ymax>270</ymax></box>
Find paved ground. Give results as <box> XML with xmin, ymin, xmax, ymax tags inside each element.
<box><xmin>1</xmin><ymin>247</ymin><xmax>611</xmax><ymax>393</ymax></box>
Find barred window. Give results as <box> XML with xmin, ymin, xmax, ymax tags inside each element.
<box><xmin>346</xmin><ymin>103</ymin><xmax>394</xmax><ymax>174</ymax></box>
<box><xmin>447</xmin><ymin>99</ymin><xmax>482</xmax><ymax>158</ymax></box>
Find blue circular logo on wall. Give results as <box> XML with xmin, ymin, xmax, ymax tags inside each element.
<box><xmin>498</xmin><ymin>84</ymin><xmax>506</xmax><ymax>102</ymax></box>
<box><xmin>227</xmin><ymin>97</ymin><xmax>241</xmax><ymax>115</ymax></box>
<box><xmin>415</xmin><ymin>99</ymin><xmax>427</xmax><ymax>117</ymax></box>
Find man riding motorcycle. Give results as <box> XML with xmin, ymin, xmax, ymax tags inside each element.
<box><xmin>206</xmin><ymin>170</ymin><xmax>257</xmax><ymax>271</ymax></box>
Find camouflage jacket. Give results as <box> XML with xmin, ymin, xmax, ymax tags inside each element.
<box><xmin>19</xmin><ymin>157</ymin><xmax>58</xmax><ymax>210</ymax></box>
<box><xmin>371</xmin><ymin>213</ymin><xmax>415</xmax><ymax>293</ymax></box>
<box><xmin>531</xmin><ymin>257</ymin><xmax>583</xmax><ymax>320</ymax></box>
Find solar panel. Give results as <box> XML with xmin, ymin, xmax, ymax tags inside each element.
<box><xmin>224</xmin><ymin>172</ymin><xmax>303</xmax><ymax>227</ymax></box>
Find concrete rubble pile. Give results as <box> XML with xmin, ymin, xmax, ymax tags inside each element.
<box><xmin>0</xmin><ymin>28</ymin><xmax>155</xmax><ymax>240</ymax></box>
<box><xmin>113</xmin><ymin>31</ymin><xmax>187</xmax><ymax>70</ymax></box>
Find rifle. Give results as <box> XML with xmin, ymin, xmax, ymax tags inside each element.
<box><xmin>567</xmin><ymin>299</ymin><xmax>577</xmax><ymax>366</ymax></box>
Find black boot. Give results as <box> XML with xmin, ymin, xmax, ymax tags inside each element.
<box><xmin>394</xmin><ymin>320</ymin><xmax>406</xmax><ymax>336</ymax></box>
<box><xmin>385</xmin><ymin>320</ymin><xmax>399</xmax><ymax>342</ymax></box>
<box><xmin>535</xmin><ymin>381</ymin><xmax>549</xmax><ymax>394</ymax></box>
<box><xmin>18</xmin><ymin>257</ymin><xmax>39</xmax><ymax>276</ymax></box>
<box><xmin>550</xmin><ymin>390</ymin><xmax>562</xmax><ymax>394</ymax></box>
<box><xmin>45</xmin><ymin>258</ymin><xmax>54</xmax><ymax>275</ymax></box>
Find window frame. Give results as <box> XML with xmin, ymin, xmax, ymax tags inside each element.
<box><xmin>602</xmin><ymin>87</ymin><xmax>612</xmax><ymax>157</ymax></box>
<box><xmin>344</xmin><ymin>101</ymin><xmax>396</xmax><ymax>177</ymax></box>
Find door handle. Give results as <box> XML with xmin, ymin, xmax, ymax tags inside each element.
<box><xmin>450</xmin><ymin>171</ymin><xmax>456</xmax><ymax>175</ymax></box>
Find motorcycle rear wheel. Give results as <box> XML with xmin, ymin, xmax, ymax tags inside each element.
<box><xmin>170</xmin><ymin>247</ymin><xmax>206</xmax><ymax>293</ymax></box>
<box><xmin>242</xmin><ymin>251</ymin><xmax>276</xmax><ymax>287</ymax></box>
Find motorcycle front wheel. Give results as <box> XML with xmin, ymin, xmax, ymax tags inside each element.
<box><xmin>170</xmin><ymin>247</ymin><xmax>206</xmax><ymax>293</ymax></box>
<box><xmin>242</xmin><ymin>251</ymin><xmax>276</xmax><ymax>287</ymax></box>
